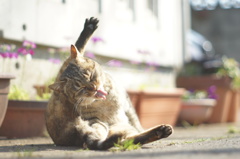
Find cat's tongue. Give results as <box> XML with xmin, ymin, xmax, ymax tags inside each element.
<box><xmin>95</xmin><ymin>89</ymin><xmax>108</xmax><ymax>100</ymax></box>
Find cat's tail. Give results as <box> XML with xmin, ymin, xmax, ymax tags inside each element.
<box><xmin>75</xmin><ymin>17</ymin><xmax>99</xmax><ymax>54</ymax></box>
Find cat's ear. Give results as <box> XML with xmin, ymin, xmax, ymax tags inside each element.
<box><xmin>70</xmin><ymin>44</ymin><xmax>83</xmax><ymax>59</ymax></box>
<box><xmin>49</xmin><ymin>81</ymin><xmax>64</xmax><ymax>92</ymax></box>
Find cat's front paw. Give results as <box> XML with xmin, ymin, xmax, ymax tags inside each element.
<box><xmin>155</xmin><ymin>124</ymin><xmax>173</xmax><ymax>139</ymax></box>
<box><xmin>84</xmin><ymin>17</ymin><xmax>99</xmax><ymax>32</ymax></box>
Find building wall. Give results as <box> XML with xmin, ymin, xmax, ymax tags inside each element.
<box><xmin>0</xmin><ymin>0</ymin><xmax>189</xmax><ymax>98</ymax></box>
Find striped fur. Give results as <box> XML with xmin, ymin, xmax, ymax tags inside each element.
<box><xmin>45</xmin><ymin>17</ymin><xmax>173</xmax><ymax>150</ymax></box>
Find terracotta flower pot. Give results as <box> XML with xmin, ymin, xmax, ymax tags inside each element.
<box><xmin>128</xmin><ymin>89</ymin><xmax>185</xmax><ymax>129</ymax></box>
<box><xmin>177</xmin><ymin>75</ymin><xmax>239</xmax><ymax>123</ymax></box>
<box><xmin>0</xmin><ymin>100</ymin><xmax>47</xmax><ymax>138</ymax></box>
<box><xmin>0</xmin><ymin>74</ymin><xmax>15</xmax><ymax>127</ymax></box>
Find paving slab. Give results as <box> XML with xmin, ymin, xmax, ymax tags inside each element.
<box><xmin>0</xmin><ymin>123</ymin><xmax>240</xmax><ymax>159</ymax></box>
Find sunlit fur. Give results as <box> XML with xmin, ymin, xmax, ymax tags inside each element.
<box><xmin>45</xmin><ymin>17</ymin><xmax>173</xmax><ymax>150</ymax></box>
<box><xmin>59</xmin><ymin>59</ymin><xmax>105</xmax><ymax>106</ymax></box>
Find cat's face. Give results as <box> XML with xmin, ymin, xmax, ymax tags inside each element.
<box><xmin>49</xmin><ymin>45</ymin><xmax>108</xmax><ymax>106</ymax></box>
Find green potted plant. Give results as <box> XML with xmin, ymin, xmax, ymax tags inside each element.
<box><xmin>215</xmin><ymin>57</ymin><xmax>240</xmax><ymax>122</ymax></box>
<box><xmin>178</xmin><ymin>86</ymin><xmax>217</xmax><ymax>125</ymax></box>
<box><xmin>33</xmin><ymin>77</ymin><xmax>55</xmax><ymax>98</ymax></box>
<box><xmin>177</xmin><ymin>57</ymin><xmax>240</xmax><ymax>123</ymax></box>
<box><xmin>0</xmin><ymin>85</ymin><xmax>48</xmax><ymax>138</ymax></box>
<box><xmin>0</xmin><ymin>41</ymin><xmax>50</xmax><ymax>138</ymax></box>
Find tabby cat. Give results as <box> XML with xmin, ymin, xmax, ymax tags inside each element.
<box><xmin>45</xmin><ymin>17</ymin><xmax>173</xmax><ymax>150</ymax></box>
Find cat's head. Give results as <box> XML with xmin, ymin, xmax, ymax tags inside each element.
<box><xmin>49</xmin><ymin>45</ymin><xmax>108</xmax><ymax>105</ymax></box>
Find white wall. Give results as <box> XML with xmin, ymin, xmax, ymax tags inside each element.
<box><xmin>0</xmin><ymin>0</ymin><xmax>98</xmax><ymax>46</ymax></box>
<box><xmin>0</xmin><ymin>0</ymin><xmax>190</xmax><ymax>97</ymax></box>
<box><xmin>0</xmin><ymin>0</ymin><xmax>188</xmax><ymax>67</ymax></box>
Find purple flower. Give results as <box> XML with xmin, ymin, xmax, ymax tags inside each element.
<box><xmin>107</xmin><ymin>60</ymin><xmax>123</xmax><ymax>67</ymax></box>
<box><xmin>8</xmin><ymin>52</ymin><xmax>18</xmax><ymax>59</ymax></box>
<box><xmin>49</xmin><ymin>58</ymin><xmax>61</xmax><ymax>64</ymax></box>
<box><xmin>208</xmin><ymin>85</ymin><xmax>216</xmax><ymax>93</ymax></box>
<box><xmin>91</xmin><ymin>36</ymin><xmax>104</xmax><ymax>44</ymax></box>
<box><xmin>22</xmin><ymin>41</ymin><xmax>29</xmax><ymax>47</ymax></box>
<box><xmin>23</xmin><ymin>40</ymin><xmax>36</xmax><ymax>49</ymax></box>
<box><xmin>207</xmin><ymin>85</ymin><xmax>218</xmax><ymax>99</ymax></box>
<box><xmin>17</xmin><ymin>48</ymin><xmax>35</xmax><ymax>55</ymax></box>
<box><xmin>17</xmin><ymin>48</ymin><xmax>28</xmax><ymax>55</ymax></box>
<box><xmin>28</xmin><ymin>49</ymin><xmax>35</xmax><ymax>55</ymax></box>
<box><xmin>5</xmin><ymin>45</ymin><xmax>11</xmax><ymax>51</ymax></box>
<box><xmin>189</xmin><ymin>89</ymin><xmax>195</xmax><ymax>93</ymax></box>
<box><xmin>85</xmin><ymin>51</ymin><xmax>95</xmax><ymax>59</ymax></box>
<box><xmin>130</xmin><ymin>60</ymin><xmax>141</xmax><ymax>65</ymax></box>
<box><xmin>0</xmin><ymin>52</ymin><xmax>9</xmax><ymax>58</ymax></box>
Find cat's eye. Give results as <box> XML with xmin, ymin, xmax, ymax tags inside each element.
<box><xmin>85</xmin><ymin>85</ymin><xmax>96</xmax><ymax>91</ymax></box>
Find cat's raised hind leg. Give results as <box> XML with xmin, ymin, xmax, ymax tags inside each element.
<box><xmin>126</xmin><ymin>124</ymin><xmax>173</xmax><ymax>145</ymax></box>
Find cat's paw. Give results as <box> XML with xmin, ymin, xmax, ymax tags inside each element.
<box><xmin>155</xmin><ymin>124</ymin><xmax>173</xmax><ymax>139</ymax></box>
<box><xmin>128</xmin><ymin>124</ymin><xmax>173</xmax><ymax>145</ymax></box>
<box><xmin>99</xmin><ymin>133</ymin><xmax>123</xmax><ymax>150</ymax></box>
<box><xmin>84</xmin><ymin>17</ymin><xmax>99</xmax><ymax>32</ymax></box>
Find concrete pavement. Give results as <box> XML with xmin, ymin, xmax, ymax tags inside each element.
<box><xmin>0</xmin><ymin>123</ymin><xmax>240</xmax><ymax>159</ymax></box>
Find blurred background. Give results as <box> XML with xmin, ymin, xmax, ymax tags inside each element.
<box><xmin>0</xmin><ymin>0</ymin><xmax>240</xmax><ymax>99</ymax></box>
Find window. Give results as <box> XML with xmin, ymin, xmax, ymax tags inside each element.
<box><xmin>147</xmin><ymin>0</ymin><xmax>158</xmax><ymax>18</ymax></box>
<box><xmin>98</xmin><ymin>0</ymin><xmax>102</xmax><ymax>13</ymax></box>
<box><xmin>190</xmin><ymin>0</ymin><xmax>240</xmax><ymax>10</ymax></box>
<box><xmin>129</xmin><ymin>0</ymin><xmax>136</xmax><ymax>21</ymax></box>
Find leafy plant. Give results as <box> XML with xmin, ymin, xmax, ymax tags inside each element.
<box><xmin>16</xmin><ymin>148</ymin><xmax>35</xmax><ymax>158</ymax></box>
<box><xmin>227</xmin><ymin>126</ymin><xmax>240</xmax><ymax>134</ymax></box>
<box><xmin>217</xmin><ymin>57</ymin><xmax>240</xmax><ymax>89</ymax></box>
<box><xmin>111</xmin><ymin>139</ymin><xmax>141</xmax><ymax>151</ymax></box>
<box><xmin>8</xmin><ymin>85</ymin><xmax>30</xmax><ymax>100</ymax></box>
<box><xmin>182</xmin><ymin>85</ymin><xmax>217</xmax><ymax>100</ymax></box>
<box><xmin>35</xmin><ymin>77</ymin><xmax>55</xmax><ymax>100</ymax></box>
